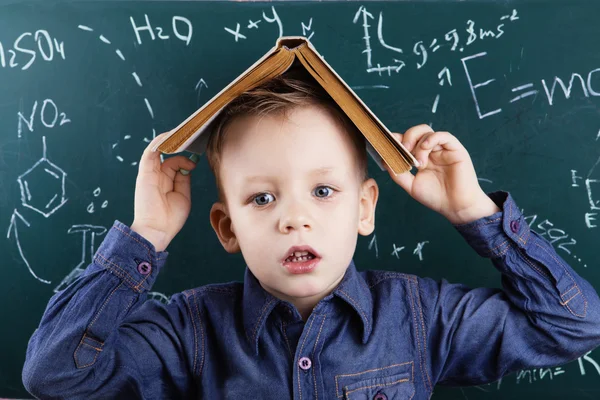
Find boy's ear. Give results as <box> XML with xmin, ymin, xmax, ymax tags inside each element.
<box><xmin>358</xmin><ymin>178</ymin><xmax>379</xmax><ymax>236</ymax></box>
<box><xmin>209</xmin><ymin>202</ymin><xmax>241</xmax><ymax>253</ymax></box>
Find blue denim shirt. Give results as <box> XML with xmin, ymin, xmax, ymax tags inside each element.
<box><xmin>23</xmin><ymin>191</ymin><xmax>600</xmax><ymax>399</ymax></box>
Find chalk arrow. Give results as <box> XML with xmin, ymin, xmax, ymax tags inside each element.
<box><xmin>196</xmin><ymin>78</ymin><xmax>208</xmax><ymax>106</ymax></box>
<box><xmin>7</xmin><ymin>209</ymin><xmax>50</xmax><ymax>284</ymax></box>
<box><xmin>195</xmin><ymin>78</ymin><xmax>208</xmax><ymax>92</ymax></box>
<box><xmin>438</xmin><ymin>67</ymin><xmax>452</xmax><ymax>86</ymax></box>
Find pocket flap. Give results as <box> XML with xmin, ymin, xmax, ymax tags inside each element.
<box><xmin>335</xmin><ymin>361</ymin><xmax>414</xmax><ymax>399</ymax></box>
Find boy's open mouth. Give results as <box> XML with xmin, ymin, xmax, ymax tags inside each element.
<box><xmin>282</xmin><ymin>246</ymin><xmax>322</xmax><ymax>274</ymax></box>
<box><xmin>282</xmin><ymin>245</ymin><xmax>321</xmax><ymax>263</ymax></box>
<box><xmin>285</xmin><ymin>251</ymin><xmax>316</xmax><ymax>263</ymax></box>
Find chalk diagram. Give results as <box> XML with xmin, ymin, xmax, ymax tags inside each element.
<box><xmin>148</xmin><ymin>291</ymin><xmax>171</xmax><ymax>305</ymax></box>
<box><xmin>567</xmin><ymin>131</ymin><xmax>599</xmax><ymax>268</ymax></box>
<box><xmin>53</xmin><ymin>225</ymin><xmax>107</xmax><ymax>292</ymax></box>
<box><xmin>7</xmin><ymin>136</ymin><xmax>67</xmax><ymax>284</ymax></box>
<box><xmin>77</xmin><ymin>24</ymin><xmax>157</xmax><ymax>165</ymax></box>
<box><xmin>7</xmin><ymin>23</ymin><xmax>158</xmax><ymax>285</ymax></box>
<box><xmin>17</xmin><ymin>136</ymin><xmax>67</xmax><ymax>217</ymax></box>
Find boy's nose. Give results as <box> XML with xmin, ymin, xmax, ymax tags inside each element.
<box><xmin>278</xmin><ymin>203</ymin><xmax>312</xmax><ymax>233</ymax></box>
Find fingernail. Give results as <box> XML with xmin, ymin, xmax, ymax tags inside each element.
<box><xmin>189</xmin><ymin>153</ymin><xmax>200</xmax><ymax>163</ymax></box>
<box><xmin>179</xmin><ymin>153</ymin><xmax>200</xmax><ymax>175</ymax></box>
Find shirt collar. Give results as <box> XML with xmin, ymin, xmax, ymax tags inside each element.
<box><xmin>242</xmin><ymin>260</ymin><xmax>373</xmax><ymax>356</ymax></box>
<box><xmin>332</xmin><ymin>260</ymin><xmax>374</xmax><ymax>344</ymax></box>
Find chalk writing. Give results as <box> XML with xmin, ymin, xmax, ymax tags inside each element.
<box><xmin>130</xmin><ymin>14</ymin><xmax>192</xmax><ymax>46</ymax></box>
<box><xmin>225</xmin><ymin>6</ymin><xmax>283</xmax><ymax>42</ymax></box>
<box><xmin>391</xmin><ymin>243</ymin><xmax>405</xmax><ymax>259</ymax></box>
<box><xmin>463</xmin><ymin>52</ymin><xmax>600</xmax><ymax>119</ymax></box>
<box><xmin>354</xmin><ymin>6</ymin><xmax>518</xmax><ymax>75</ymax></box>
<box><xmin>578</xmin><ymin>350</ymin><xmax>600</xmax><ymax>376</ymax></box>
<box><xmin>523</xmin><ymin>212</ymin><xmax>586</xmax><ymax>268</ymax></box>
<box><xmin>301</xmin><ymin>17</ymin><xmax>315</xmax><ymax>41</ymax></box>
<box><xmin>0</xmin><ymin>30</ymin><xmax>65</xmax><ymax>70</ymax></box>
<box><xmin>571</xmin><ymin>168</ymin><xmax>599</xmax><ymax>229</ymax></box>
<box><xmin>515</xmin><ymin>367</ymin><xmax>565</xmax><ymax>384</ymax></box>
<box><xmin>17</xmin><ymin>99</ymin><xmax>70</xmax><ymax>138</ymax></box>
<box><xmin>413</xmin><ymin>241</ymin><xmax>429</xmax><ymax>261</ymax></box>
<box><xmin>368</xmin><ymin>234</ymin><xmax>379</xmax><ymax>259</ymax></box>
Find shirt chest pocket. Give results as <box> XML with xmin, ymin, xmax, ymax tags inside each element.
<box><xmin>335</xmin><ymin>361</ymin><xmax>415</xmax><ymax>400</ymax></box>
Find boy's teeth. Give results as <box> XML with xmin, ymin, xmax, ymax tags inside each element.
<box><xmin>286</xmin><ymin>253</ymin><xmax>315</xmax><ymax>262</ymax></box>
<box><xmin>292</xmin><ymin>256</ymin><xmax>312</xmax><ymax>262</ymax></box>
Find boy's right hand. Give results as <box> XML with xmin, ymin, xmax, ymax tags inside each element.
<box><xmin>130</xmin><ymin>133</ymin><xmax>199</xmax><ymax>252</ymax></box>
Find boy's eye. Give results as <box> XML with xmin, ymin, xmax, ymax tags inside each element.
<box><xmin>251</xmin><ymin>186</ymin><xmax>334</xmax><ymax>206</ymax></box>
<box><xmin>314</xmin><ymin>186</ymin><xmax>334</xmax><ymax>198</ymax></box>
<box><xmin>253</xmin><ymin>193</ymin><xmax>275</xmax><ymax>206</ymax></box>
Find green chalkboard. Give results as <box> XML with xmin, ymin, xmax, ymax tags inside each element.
<box><xmin>2</xmin><ymin>1</ymin><xmax>600</xmax><ymax>398</ymax></box>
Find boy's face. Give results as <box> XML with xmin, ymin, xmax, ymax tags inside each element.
<box><xmin>210</xmin><ymin>104</ymin><xmax>378</xmax><ymax>309</ymax></box>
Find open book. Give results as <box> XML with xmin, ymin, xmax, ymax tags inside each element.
<box><xmin>153</xmin><ymin>36</ymin><xmax>418</xmax><ymax>175</ymax></box>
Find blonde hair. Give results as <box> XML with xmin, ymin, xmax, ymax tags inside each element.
<box><xmin>205</xmin><ymin>65</ymin><xmax>368</xmax><ymax>202</ymax></box>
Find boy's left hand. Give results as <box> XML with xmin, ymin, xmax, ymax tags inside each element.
<box><xmin>386</xmin><ymin>124</ymin><xmax>500</xmax><ymax>225</ymax></box>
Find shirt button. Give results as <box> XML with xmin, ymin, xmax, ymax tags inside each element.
<box><xmin>373</xmin><ymin>392</ymin><xmax>388</xmax><ymax>400</ymax></box>
<box><xmin>510</xmin><ymin>219</ymin><xmax>520</xmax><ymax>233</ymax></box>
<box><xmin>298</xmin><ymin>356</ymin><xmax>312</xmax><ymax>370</ymax></box>
<box><xmin>137</xmin><ymin>261</ymin><xmax>152</xmax><ymax>275</ymax></box>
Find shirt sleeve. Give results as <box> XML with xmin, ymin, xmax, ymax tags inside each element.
<box><xmin>418</xmin><ymin>191</ymin><xmax>600</xmax><ymax>387</ymax></box>
<box><xmin>22</xmin><ymin>221</ymin><xmax>201</xmax><ymax>399</ymax></box>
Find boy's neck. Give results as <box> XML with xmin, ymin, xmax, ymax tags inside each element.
<box><xmin>259</xmin><ymin>273</ymin><xmax>346</xmax><ymax>322</ymax></box>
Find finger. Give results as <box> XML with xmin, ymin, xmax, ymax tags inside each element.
<box><xmin>384</xmin><ymin>160</ymin><xmax>415</xmax><ymax>194</ymax></box>
<box><xmin>161</xmin><ymin>155</ymin><xmax>198</xmax><ymax>181</ymax></box>
<box><xmin>412</xmin><ymin>132</ymin><xmax>435</xmax><ymax>168</ymax></box>
<box><xmin>173</xmin><ymin>169</ymin><xmax>192</xmax><ymax>200</ymax></box>
<box><xmin>179</xmin><ymin>153</ymin><xmax>200</xmax><ymax>176</ymax></box>
<box><xmin>390</xmin><ymin>132</ymin><xmax>422</xmax><ymax>169</ymax></box>
<box><xmin>392</xmin><ymin>169</ymin><xmax>415</xmax><ymax>194</ymax></box>
<box><xmin>139</xmin><ymin>132</ymin><xmax>171</xmax><ymax>174</ymax></box>
<box><xmin>390</xmin><ymin>132</ymin><xmax>404</xmax><ymax>143</ymax></box>
<box><xmin>412</xmin><ymin>131</ymin><xmax>459</xmax><ymax>169</ymax></box>
<box><xmin>415</xmin><ymin>135</ymin><xmax>444</xmax><ymax>153</ymax></box>
<box><xmin>401</xmin><ymin>124</ymin><xmax>434</xmax><ymax>152</ymax></box>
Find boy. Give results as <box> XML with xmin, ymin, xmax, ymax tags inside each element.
<box><xmin>23</xmin><ymin>68</ymin><xmax>600</xmax><ymax>399</ymax></box>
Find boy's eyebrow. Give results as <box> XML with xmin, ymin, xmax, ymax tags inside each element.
<box><xmin>311</xmin><ymin>166</ymin><xmax>336</xmax><ymax>176</ymax></box>
<box><xmin>243</xmin><ymin>167</ymin><xmax>336</xmax><ymax>183</ymax></box>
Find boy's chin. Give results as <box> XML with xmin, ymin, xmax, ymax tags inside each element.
<box><xmin>278</xmin><ymin>279</ymin><xmax>328</xmax><ymax>299</ymax></box>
